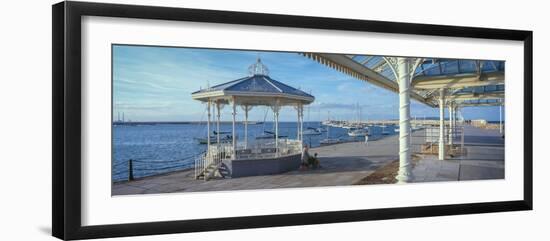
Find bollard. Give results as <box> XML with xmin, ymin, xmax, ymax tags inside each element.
<box><xmin>128</xmin><ymin>159</ymin><xmax>134</xmax><ymax>181</ymax></box>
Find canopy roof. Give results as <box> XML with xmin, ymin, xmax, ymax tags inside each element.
<box><xmin>301</xmin><ymin>53</ymin><xmax>505</xmax><ymax>107</ymax></box>
<box><xmin>192</xmin><ymin>59</ymin><xmax>315</xmax><ymax>106</ymax></box>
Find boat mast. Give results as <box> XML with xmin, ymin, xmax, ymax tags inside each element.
<box><xmin>327</xmin><ymin>111</ymin><xmax>330</xmax><ymax>138</ymax></box>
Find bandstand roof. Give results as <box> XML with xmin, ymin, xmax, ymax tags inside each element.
<box><xmin>192</xmin><ymin>59</ymin><xmax>315</xmax><ymax>106</ymax></box>
<box><xmin>301</xmin><ymin>53</ymin><xmax>505</xmax><ymax>108</ymax></box>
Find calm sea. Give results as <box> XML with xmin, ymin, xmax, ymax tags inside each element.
<box><xmin>112</xmin><ymin>122</ymin><xmax>396</xmax><ymax>181</ymax></box>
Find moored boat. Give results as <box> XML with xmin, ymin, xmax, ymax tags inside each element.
<box><xmin>348</xmin><ymin>128</ymin><xmax>368</xmax><ymax>137</ymax></box>
<box><xmin>255</xmin><ymin>131</ymin><xmax>288</xmax><ymax>139</ymax></box>
<box><xmin>195</xmin><ymin>131</ymin><xmax>234</xmax><ymax>144</ymax></box>
<box><xmin>302</xmin><ymin>127</ymin><xmax>322</xmax><ymax>136</ymax></box>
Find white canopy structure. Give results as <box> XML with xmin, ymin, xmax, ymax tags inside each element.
<box><xmin>301</xmin><ymin>53</ymin><xmax>505</xmax><ymax>183</ymax></box>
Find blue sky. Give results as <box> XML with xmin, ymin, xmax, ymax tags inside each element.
<box><xmin>113</xmin><ymin>45</ymin><xmax>502</xmax><ymax>122</ymax></box>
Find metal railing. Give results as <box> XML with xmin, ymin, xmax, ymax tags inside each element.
<box><xmin>237</xmin><ymin>139</ymin><xmax>302</xmax><ymax>159</ymax></box>
<box><xmin>194</xmin><ymin>150</ymin><xmax>227</xmax><ymax>180</ymax></box>
<box><xmin>113</xmin><ymin>155</ymin><xmax>196</xmax><ymax>182</ymax></box>
<box><xmin>411</xmin><ymin>125</ymin><xmax>465</xmax><ymax>156</ymax></box>
<box><xmin>194</xmin><ymin>139</ymin><xmax>303</xmax><ymax>179</ymax></box>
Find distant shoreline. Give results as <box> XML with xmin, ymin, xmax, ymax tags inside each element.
<box><xmin>113</xmin><ymin>121</ymin><xmax>304</xmax><ymax>125</ymax></box>
<box><xmin>112</xmin><ymin>119</ymin><xmax>504</xmax><ymax>126</ymax></box>
<box><xmin>112</xmin><ymin>121</ymin><xmax>276</xmax><ymax>126</ymax></box>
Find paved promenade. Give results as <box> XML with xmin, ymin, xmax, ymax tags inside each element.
<box><xmin>112</xmin><ymin>126</ymin><xmax>505</xmax><ymax>195</ymax></box>
<box><xmin>113</xmin><ymin>135</ymin><xmax>398</xmax><ymax>195</ymax></box>
<box><xmin>412</xmin><ymin>125</ymin><xmax>504</xmax><ymax>182</ymax></box>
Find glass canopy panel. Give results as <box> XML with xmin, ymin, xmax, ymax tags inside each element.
<box><xmin>458</xmin><ymin>60</ymin><xmax>476</xmax><ymax>73</ymax></box>
<box><xmin>319</xmin><ymin>55</ymin><xmax>504</xmax><ymax>108</ymax></box>
<box><xmin>380</xmin><ymin>66</ymin><xmax>395</xmax><ymax>81</ymax></box>
<box><xmin>422</xmin><ymin>63</ymin><xmax>442</xmax><ymax>76</ymax></box>
<box><xmin>351</xmin><ymin>55</ymin><xmax>368</xmax><ymax>63</ymax></box>
<box><xmin>365</xmin><ymin>56</ymin><xmax>383</xmax><ymax>68</ymax></box>
<box><xmin>441</xmin><ymin>60</ymin><xmax>459</xmax><ymax>75</ymax></box>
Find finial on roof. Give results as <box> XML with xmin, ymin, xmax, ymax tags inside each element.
<box><xmin>248</xmin><ymin>57</ymin><xmax>269</xmax><ymax>76</ymax></box>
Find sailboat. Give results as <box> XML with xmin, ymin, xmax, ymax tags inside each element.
<box><xmin>315</xmin><ymin>109</ymin><xmax>326</xmax><ymax>132</ymax></box>
<box><xmin>255</xmin><ymin>107</ymin><xmax>288</xmax><ymax>140</ymax></box>
<box><xmin>411</xmin><ymin>116</ymin><xmax>423</xmax><ymax>131</ymax></box>
<box><xmin>302</xmin><ymin>127</ymin><xmax>322</xmax><ymax>136</ymax></box>
<box><xmin>195</xmin><ymin>131</ymin><xmax>235</xmax><ymax>144</ymax></box>
<box><xmin>302</xmin><ymin>106</ymin><xmax>322</xmax><ymax>136</ymax></box>
<box><xmin>320</xmin><ymin>111</ymin><xmax>341</xmax><ymax>145</ymax></box>
<box><xmin>347</xmin><ymin>103</ymin><xmax>369</xmax><ymax>137</ymax></box>
<box><xmin>380</xmin><ymin>124</ymin><xmax>390</xmax><ymax>135</ymax></box>
<box><xmin>348</xmin><ymin>128</ymin><xmax>368</xmax><ymax>137</ymax></box>
<box><xmin>256</xmin><ymin>130</ymin><xmax>288</xmax><ymax>139</ymax></box>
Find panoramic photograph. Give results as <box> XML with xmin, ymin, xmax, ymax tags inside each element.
<box><xmin>111</xmin><ymin>44</ymin><xmax>505</xmax><ymax>195</ymax></box>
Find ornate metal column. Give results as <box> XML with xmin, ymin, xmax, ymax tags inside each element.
<box><xmin>453</xmin><ymin>105</ymin><xmax>458</xmax><ymax>137</ymax></box>
<box><xmin>439</xmin><ymin>89</ymin><xmax>446</xmax><ymax>160</ymax></box>
<box><xmin>448</xmin><ymin>102</ymin><xmax>454</xmax><ymax>145</ymax></box>
<box><xmin>273</xmin><ymin>99</ymin><xmax>281</xmax><ymax>157</ymax></box>
<box><xmin>207</xmin><ymin>99</ymin><xmax>211</xmax><ymax>153</ymax></box>
<box><xmin>295</xmin><ymin>104</ymin><xmax>302</xmax><ymax>141</ymax></box>
<box><xmin>216</xmin><ymin>101</ymin><xmax>221</xmax><ymax>147</ymax></box>
<box><xmin>231</xmin><ymin>98</ymin><xmax>237</xmax><ymax>159</ymax></box>
<box><xmin>242</xmin><ymin>105</ymin><xmax>253</xmax><ymax>149</ymax></box>
<box><xmin>384</xmin><ymin>57</ymin><xmax>422</xmax><ymax>183</ymax></box>
<box><xmin>299</xmin><ymin>105</ymin><xmax>304</xmax><ymax>142</ymax></box>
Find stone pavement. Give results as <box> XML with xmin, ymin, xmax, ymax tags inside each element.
<box><xmin>412</xmin><ymin>125</ymin><xmax>505</xmax><ymax>182</ymax></box>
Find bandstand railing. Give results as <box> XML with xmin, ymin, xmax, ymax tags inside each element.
<box><xmin>194</xmin><ymin>139</ymin><xmax>303</xmax><ymax>179</ymax></box>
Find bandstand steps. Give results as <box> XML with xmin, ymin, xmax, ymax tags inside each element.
<box><xmin>218</xmin><ymin>163</ymin><xmax>231</xmax><ymax>178</ymax></box>
<box><xmin>197</xmin><ymin>162</ymin><xmax>231</xmax><ymax>180</ymax></box>
<box><xmin>203</xmin><ymin>163</ymin><xmax>220</xmax><ymax>181</ymax></box>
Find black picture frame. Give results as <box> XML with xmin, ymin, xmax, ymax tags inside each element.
<box><xmin>52</xmin><ymin>1</ymin><xmax>533</xmax><ymax>240</ymax></box>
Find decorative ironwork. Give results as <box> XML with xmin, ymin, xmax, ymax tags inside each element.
<box><xmin>248</xmin><ymin>57</ymin><xmax>270</xmax><ymax>76</ymax></box>
<box><xmin>383</xmin><ymin>57</ymin><xmax>423</xmax><ymax>82</ymax></box>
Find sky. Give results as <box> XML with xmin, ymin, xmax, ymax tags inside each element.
<box><xmin>113</xmin><ymin>45</ymin><xmax>502</xmax><ymax>122</ymax></box>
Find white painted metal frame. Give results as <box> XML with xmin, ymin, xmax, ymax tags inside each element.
<box><xmin>439</xmin><ymin>89</ymin><xmax>446</xmax><ymax>160</ymax></box>
<box><xmin>384</xmin><ymin>57</ymin><xmax>423</xmax><ymax>183</ymax></box>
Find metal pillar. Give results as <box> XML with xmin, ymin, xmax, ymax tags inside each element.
<box><xmin>231</xmin><ymin>98</ymin><xmax>237</xmax><ymax>159</ymax></box>
<box><xmin>299</xmin><ymin>105</ymin><xmax>304</xmax><ymax>142</ymax></box>
<box><xmin>455</xmin><ymin>106</ymin><xmax>460</xmax><ymax>128</ymax></box>
<box><xmin>296</xmin><ymin>104</ymin><xmax>302</xmax><ymax>141</ymax></box>
<box><xmin>244</xmin><ymin>105</ymin><xmax>249</xmax><ymax>149</ymax></box>
<box><xmin>439</xmin><ymin>89</ymin><xmax>446</xmax><ymax>160</ymax></box>
<box><xmin>448</xmin><ymin>103</ymin><xmax>453</xmax><ymax>145</ymax></box>
<box><xmin>396</xmin><ymin>57</ymin><xmax>412</xmax><ymax>183</ymax></box>
<box><xmin>216</xmin><ymin>101</ymin><xmax>221</xmax><ymax>147</ymax></box>
<box><xmin>274</xmin><ymin>101</ymin><xmax>280</xmax><ymax>157</ymax></box>
<box><xmin>455</xmin><ymin>106</ymin><xmax>459</xmax><ymax>136</ymax></box>
<box><xmin>206</xmin><ymin>100</ymin><xmax>211</xmax><ymax>153</ymax></box>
